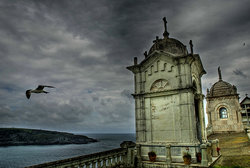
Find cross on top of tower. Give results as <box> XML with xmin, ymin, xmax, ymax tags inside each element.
<box><xmin>218</xmin><ymin>67</ymin><xmax>222</xmax><ymax>80</ymax></box>
<box><xmin>189</xmin><ymin>40</ymin><xmax>193</xmax><ymax>54</ymax></box>
<box><xmin>163</xmin><ymin>17</ymin><xmax>169</xmax><ymax>38</ymax></box>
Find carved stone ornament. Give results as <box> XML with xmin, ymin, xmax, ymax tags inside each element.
<box><xmin>150</xmin><ymin>79</ymin><xmax>168</xmax><ymax>92</ymax></box>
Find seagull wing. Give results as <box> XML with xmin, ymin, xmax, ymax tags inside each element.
<box><xmin>26</xmin><ymin>90</ymin><xmax>31</xmax><ymax>99</ymax></box>
<box><xmin>36</xmin><ymin>85</ymin><xmax>55</xmax><ymax>90</ymax></box>
<box><xmin>36</xmin><ymin>85</ymin><xmax>45</xmax><ymax>90</ymax></box>
<box><xmin>44</xmin><ymin>85</ymin><xmax>55</xmax><ymax>88</ymax></box>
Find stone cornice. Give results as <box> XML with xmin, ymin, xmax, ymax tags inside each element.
<box><xmin>132</xmin><ymin>87</ymin><xmax>195</xmax><ymax>98</ymax></box>
<box><xmin>206</xmin><ymin>94</ymin><xmax>239</xmax><ymax>100</ymax></box>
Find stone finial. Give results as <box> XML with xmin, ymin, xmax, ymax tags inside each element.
<box><xmin>218</xmin><ymin>66</ymin><xmax>222</xmax><ymax>80</ymax></box>
<box><xmin>163</xmin><ymin>17</ymin><xmax>169</xmax><ymax>38</ymax></box>
<box><xmin>207</xmin><ymin>88</ymin><xmax>210</xmax><ymax>94</ymax></box>
<box><xmin>156</xmin><ymin>36</ymin><xmax>159</xmax><ymax>44</ymax></box>
<box><xmin>144</xmin><ymin>51</ymin><xmax>148</xmax><ymax>58</ymax></box>
<box><xmin>246</xmin><ymin>93</ymin><xmax>248</xmax><ymax>97</ymax></box>
<box><xmin>189</xmin><ymin>40</ymin><xmax>193</xmax><ymax>54</ymax></box>
<box><xmin>134</xmin><ymin>57</ymin><xmax>137</xmax><ymax>65</ymax></box>
<box><xmin>153</xmin><ymin>36</ymin><xmax>160</xmax><ymax>50</ymax></box>
<box><xmin>120</xmin><ymin>141</ymin><xmax>136</xmax><ymax>148</ymax></box>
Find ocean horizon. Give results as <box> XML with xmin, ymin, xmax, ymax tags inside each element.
<box><xmin>0</xmin><ymin>133</ymin><xmax>136</xmax><ymax>168</ymax></box>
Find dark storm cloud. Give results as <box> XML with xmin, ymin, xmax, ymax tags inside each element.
<box><xmin>0</xmin><ymin>0</ymin><xmax>250</xmax><ymax>132</ymax></box>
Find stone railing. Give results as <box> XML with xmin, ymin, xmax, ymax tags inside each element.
<box><xmin>26</xmin><ymin>141</ymin><xmax>220</xmax><ymax>168</ymax></box>
<box><xmin>26</xmin><ymin>141</ymin><xmax>136</xmax><ymax>168</ymax></box>
<box><xmin>135</xmin><ymin>141</ymin><xmax>219</xmax><ymax>167</ymax></box>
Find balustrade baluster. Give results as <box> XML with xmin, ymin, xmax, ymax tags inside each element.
<box><xmin>166</xmin><ymin>144</ymin><xmax>172</xmax><ymax>164</ymax></box>
<box><xmin>97</xmin><ymin>159</ymin><xmax>102</xmax><ymax>168</ymax></box>
<box><xmin>85</xmin><ymin>162</ymin><xmax>90</xmax><ymax>168</ymax></box>
<box><xmin>107</xmin><ymin>156</ymin><xmax>112</xmax><ymax>167</ymax></box>
<box><xmin>102</xmin><ymin>158</ymin><xmax>107</xmax><ymax>168</ymax></box>
<box><xmin>92</xmin><ymin>160</ymin><xmax>97</xmax><ymax>168</ymax></box>
<box><xmin>111</xmin><ymin>155</ymin><xmax>115</xmax><ymax>167</ymax></box>
<box><xmin>121</xmin><ymin>153</ymin><xmax>127</xmax><ymax>167</ymax></box>
<box><xmin>116</xmin><ymin>154</ymin><xmax>121</xmax><ymax>165</ymax></box>
<box><xmin>79</xmin><ymin>163</ymin><xmax>85</xmax><ymax>168</ymax></box>
<box><xmin>119</xmin><ymin>154</ymin><xmax>122</xmax><ymax>164</ymax></box>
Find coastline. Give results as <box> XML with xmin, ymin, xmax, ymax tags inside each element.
<box><xmin>0</xmin><ymin>128</ymin><xmax>98</xmax><ymax>146</ymax></box>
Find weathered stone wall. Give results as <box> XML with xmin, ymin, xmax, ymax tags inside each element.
<box><xmin>132</xmin><ymin>53</ymin><xmax>204</xmax><ymax>144</ymax></box>
<box><xmin>206</xmin><ymin>96</ymin><xmax>244</xmax><ymax>133</ymax></box>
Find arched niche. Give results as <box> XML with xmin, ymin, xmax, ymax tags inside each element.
<box><xmin>150</xmin><ymin>79</ymin><xmax>168</xmax><ymax>92</ymax></box>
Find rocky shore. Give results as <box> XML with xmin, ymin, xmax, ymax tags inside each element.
<box><xmin>0</xmin><ymin>128</ymin><xmax>97</xmax><ymax>146</ymax></box>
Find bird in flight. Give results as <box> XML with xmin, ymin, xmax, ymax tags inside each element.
<box><xmin>26</xmin><ymin>85</ymin><xmax>55</xmax><ymax>99</ymax></box>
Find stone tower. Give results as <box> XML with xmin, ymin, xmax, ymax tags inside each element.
<box><xmin>206</xmin><ymin>67</ymin><xmax>244</xmax><ymax>135</ymax></box>
<box><xmin>127</xmin><ymin>18</ymin><xmax>207</xmax><ymax>165</ymax></box>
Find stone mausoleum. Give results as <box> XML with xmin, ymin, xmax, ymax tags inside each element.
<box><xmin>206</xmin><ymin>67</ymin><xmax>244</xmax><ymax>135</ymax></box>
<box><xmin>127</xmin><ymin>18</ymin><xmax>217</xmax><ymax>167</ymax></box>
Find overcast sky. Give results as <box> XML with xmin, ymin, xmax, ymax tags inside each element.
<box><xmin>0</xmin><ymin>0</ymin><xmax>249</xmax><ymax>133</ymax></box>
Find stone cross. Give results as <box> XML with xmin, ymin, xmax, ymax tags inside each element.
<box><xmin>218</xmin><ymin>67</ymin><xmax>222</xmax><ymax>80</ymax></box>
<box><xmin>189</xmin><ymin>40</ymin><xmax>193</xmax><ymax>54</ymax></box>
<box><xmin>153</xmin><ymin>36</ymin><xmax>159</xmax><ymax>49</ymax></box>
<box><xmin>163</xmin><ymin>17</ymin><xmax>169</xmax><ymax>38</ymax></box>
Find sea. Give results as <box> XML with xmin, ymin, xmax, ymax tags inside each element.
<box><xmin>0</xmin><ymin>133</ymin><xmax>136</xmax><ymax>168</ymax></box>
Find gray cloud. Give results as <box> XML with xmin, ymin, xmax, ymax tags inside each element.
<box><xmin>121</xmin><ymin>89</ymin><xmax>133</xmax><ymax>99</ymax></box>
<box><xmin>0</xmin><ymin>0</ymin><xmax>250</xmax><ymax>133</ymax></box>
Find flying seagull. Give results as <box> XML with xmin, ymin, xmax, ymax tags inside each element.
<box><xmin>26</xmin><ymin>85</ymin><xmax>55</xmax><ymax>99</ymax></box>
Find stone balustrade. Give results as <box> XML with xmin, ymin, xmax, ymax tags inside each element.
<box><xmin>26</xmin><ymin>141</ymin><xmax>219</xmax><ymax>168</ymax></box>
<box><xmin>136</xmin><ymin>143</ymin><xmax>215</xmax><ymax>167</ymax></box>
<box><xmin>26</xmin><ymin>141</ymin><xmax>136</xmax><ymax>168</ymax></box>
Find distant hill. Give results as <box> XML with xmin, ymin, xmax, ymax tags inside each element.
<box><xmin>0</xmin><ymin>128</ymin><xmax>97</xmax><ymax>146</ymax></box>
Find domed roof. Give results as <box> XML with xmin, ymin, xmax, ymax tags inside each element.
<box><xmin>208</xmin><ymin>80</ymin><xmax>237</xmax><ymax>97</ymax></box>
<box><xmin>148</xmin><ymin>37</ymin><xmax>188</xmax><ymax>56</ymax></box>
<box><xmin>146</xmin><ymin>17</ymin><xmax>188</xmax><ymax>56</ymax></box>
<box><xmin>207</xmin><ymin>67</ymin><xmax>238</xmax><ymax>98</ymax></box>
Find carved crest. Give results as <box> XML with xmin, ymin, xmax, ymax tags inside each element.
<box><xmin>150</xmin><ymin>79</ymin><xmax>168</xmax><ymax>92</ymax></box>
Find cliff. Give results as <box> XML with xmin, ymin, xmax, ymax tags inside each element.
<box><xmin>0</xmin><ymin>128</ymin><xmax>97</xmax><ymax>146</ymax></box>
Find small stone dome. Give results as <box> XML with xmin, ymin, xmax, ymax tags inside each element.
<box><xmin>148</xmin><ymin>37</ymin><xmax>188</xmax><ymax>56</ymax></box>
<box><xmin>208</xmin><ymin>80</ymin><xmax>237</xmax><ymax>97</ymax></box>
<box><xmin>146</xmin><ymin>17</ymin><xmax>188</xmax><ymax>57</ymax></box>
<box><xmin>207</xmin><ymin>67</ymin><xmax>238</xmax><ymax>98</ymax></box>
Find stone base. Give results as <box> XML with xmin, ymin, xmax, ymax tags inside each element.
<box><xmin>139</xmin><ymin>143</ymin><xmax>200</xmax><ymax>163</ymax></box>
<box><xmin>140</xmin><ymin>156</ymin><xmax>220</xmax><ymax>168</ymax></box>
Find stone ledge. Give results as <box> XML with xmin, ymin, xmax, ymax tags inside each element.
<box><xmin>141</xmin><ymin>155</ymin><xmax>221</xmax><ymax>168</ymax></box>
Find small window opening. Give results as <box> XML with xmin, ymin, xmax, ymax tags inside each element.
<box><xmin>219</xmin><ymin>107</ymin><xmax>228</xmax><ymax>119</ymax></box>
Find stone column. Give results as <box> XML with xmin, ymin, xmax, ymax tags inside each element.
<box><xmin>207</xmin><ymin>142</ymin><xmax>212</xmax><ymax>162</ymax></box>
<box><xmin>211</xmin><ymin>139</ymin><xmax>219</xmax><ymax>157</ymax></box>
<box><xmin>200</xmin><ymin>144</ymin><xmax>208</xmax><ymax>166</ymax></box>
<box><xmin>120</xmin><ymin>141</ymin><xmax>136</xmax><ymax>167</ymax></box>
<box><xmin>199</xmin><ymin>94</ymin><xmax>207</xmax><ymax>141</ymax></box>
<box><xmin>121</xmin><ymin>153</ymin><xmax>127</xmax><ymax>166</ymax></box>
<box><xmin>166</xmin><ymin>144</ymin><xmax>172</xmax><ymax>164</ymax></box>
<box><xmin>136</xmin><ymin>144</ymin><xmax>142</xmax><ymax>167</ymax></box>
